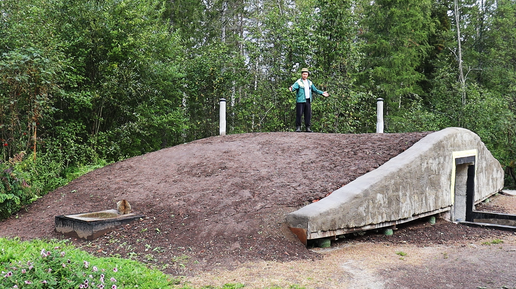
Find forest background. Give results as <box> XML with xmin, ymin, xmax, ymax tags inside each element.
<box><xmin>1</xmin><ymin>0</ymin><xmax>515</xmax><ymax>219</ymax></box>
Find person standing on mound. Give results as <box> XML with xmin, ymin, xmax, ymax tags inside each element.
<box><xmin>289</xmin><ymin>68</ymin><xmax>329</xmax><ymax>132</ymax></box>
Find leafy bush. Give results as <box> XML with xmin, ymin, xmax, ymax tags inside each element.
<box><xmin>0</xmin><ymin>150</ymin><xmax>109</xmax><ymax>221</ymax></box>
<box><xmin>0</xmin><ymin>153</ymin><xmax>37</xmax><ymax>220</ymax></box>
<box><xmin>0</xmin><ymin>238</ymin><xmax>252</xmax><ymax>288</ymax></box>
<box><xmin>0</xmin><ymin>238</ymin><xmax>177</xmax><ymax>288</ymax></box>
<box><xmin>316</xmin><ymin>90</ymin><xmax>378</xmax><ymax>134</ymax></box>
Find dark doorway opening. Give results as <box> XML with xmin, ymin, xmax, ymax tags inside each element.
<box><xmin>453</xmin><ymin>156</ymin><xmax>475</xmax><ymax>222</ymax></box>
<box><xmin>455</xmin><ymin>156</ymin><xmax>516</xmax><ymax>230</ymax></box>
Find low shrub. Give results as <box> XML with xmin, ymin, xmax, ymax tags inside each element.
<box><xmin>0</xmin><ymin>153</ymin><xmax>37</xmax><ymax>220</ymax></box>
<box><xmin>0</xmin><ymin>238</ymin><xmax>177</xmax><ymax>288</ymax></box>
<box><xmin>0</xmin><ymin>151</ymin><xmax>110</xmax><ymax>221</ymax></box>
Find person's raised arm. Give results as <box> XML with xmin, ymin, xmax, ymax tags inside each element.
<box><xmin>290</xmin><ymin>81</ymin><xmax>299</xmax><ymax>92</ymax></box>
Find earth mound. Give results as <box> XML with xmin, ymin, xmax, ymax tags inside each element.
<box><xmin>8</xmin><ymin>131</ymin><xmax>502</xmax><ymax>276</ymax></box>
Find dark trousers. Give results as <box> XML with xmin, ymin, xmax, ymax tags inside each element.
<box><xmin>295</xmin><ymin>99</ymin><xmax>311</xmax><ymax>127</ymax></box>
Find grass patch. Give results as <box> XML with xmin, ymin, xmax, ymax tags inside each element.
<box><xmin>0</xmin><ymin>238</ymin><xmax>254</xmax><ymax>288</ymax></box>
<box><xmin>0</xmin><ymin>237</ymin><xmax>177</xmax><ymax>288</ymax></box>
<box><xmin>481</xmin><ymin>239</ymin><xmax>504</xmax><ymax>246</ymax></box>
<box><xmin>396</xmin><ymin>251</ymin><xmax>407</xmax><ymax>260</ymax></box>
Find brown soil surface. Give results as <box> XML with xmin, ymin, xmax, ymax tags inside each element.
<box><xmin>1</xmin><ymin>131</ymin><xmax>516</xmax><ymax>288</ymax></box>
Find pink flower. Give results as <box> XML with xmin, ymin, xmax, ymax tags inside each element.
<box><xmin>83</xmin><ymin>261</ymin><xmax>89</xmax><ymax>268</ymax></box>
<box><xmin>112</xmin><ymin>267</ymin><xmax>118</xmax><ymax>272</ymax></box>
<box><xmin>110</xmin><ymin>277</ymin><xmax>116</xmax><ymax>282</ymax></box>
<box><xmin>24</xmin><ymin>280</ymin><xmax>32</xmax><ymax>284</ymax></box>
<box><xmin>21</xmin><ymin>269</ymin><xmax>26</xmax><ymax>274</ymax></box>
<box><xmin>111</xmin><ymin>285</ymin><xmax>117</xmax><ymax>289</ymax></box>
<box><xmin>93</xmin><ymin>266</ymin><xmax>98</xmax><ymax>272</ymax></box>
<box><xmin>4</xmin><ymin>271</ymin><xmax>13</xmax><ymax>277</ymax></box>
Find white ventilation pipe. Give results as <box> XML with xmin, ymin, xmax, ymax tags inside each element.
<box><xmin>219</xmin><ymin>98</ymin><xmax>226</xmax><ymax>136</ymax></box>
<box><xmin>376</xmin><ymin>98</ymin><xmax>384</xmax><ymax>133</ymax></box>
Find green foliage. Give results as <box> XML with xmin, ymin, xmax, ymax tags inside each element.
<box><xmin>0</xmin><ymin>238</ymin><xmax>177</xmax><ymax>288</ymax></box>
<box><xmin>93</xmin><ymin>104</ymin><xmax>187</xmax><ymax>160</ymax></box>
<box><xmin>461</xmin><ymin>86</ymin><xmax>516</xmax><ymax>164</ymax></box>
<box><xmin>0</xmin><ymin>153</ymin><xmax>37</xmax><ymax>220</ymax></box>
<box><xmin>480</xmin><ymin>1</ymin><xmax>516</xmax><ymax>96</ymax></box>
<box><xmin>183</xmin><ymin>43</ymin><xmax>248</xmax><ymax>139</ymax></box>
<box><xmin>0</xmin><ymin>0</ymin><xmax>186</xmax><ymax>165</ymax></box>
<box><xmin>231</xmin><ymin>90</ymin><xmax>292</xmax><ymax>133</ymax></box>
<box><xmin>0</xmin><ymin>0</ymin><xmax>515</xmax><ymax>203</ymax></box>
<box><xmin>358</xmin><ymin>0</ymin><xmax>436</xmax><ymax>113</ymax></box>
<box><xmin>387</xmin><ymin>100</ymin><xmax>447</xmax><ymax>133</ymax></box>
<box><xmin>481</xmin><ymin>238</ymin><xmax>504</xmax><ymax>246</ymax></box>
<box><xmin>309</xmin><ymin>0</ymin><xmax>375</xmax><ymax>134</ymax></box>
<box><xmin>46</xmin><ymin>0</ymin><xmax>186</xmax><ymax>162</ymax></box>
<box><xmin>0</xmin><ymin>149</ymin><xmax>110</xmax><ymax>220</ymax></box>
<box><xmin>316</xmin><ymin>90</ymin><xmax>377</xmax><ymax>133</ymax></box>
<box><xmin>0</xmin><ymin>47</ymin><xmax>63</xmax><ymax>161</ymax></box>
<box><xmin>41</xmin><ymin>120</ymin><xmax>96</xmax><ymax>167</ymax></box>
<box><xmin>314</xmin><ymin>0</ymin><xmax>361</xmax><ymax>80</ymax></box>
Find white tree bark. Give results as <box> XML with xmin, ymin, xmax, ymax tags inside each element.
<box><xmin>454</xmin><ymin>0</ymin><xmax>467</xmax><ymax>105</ymax></box>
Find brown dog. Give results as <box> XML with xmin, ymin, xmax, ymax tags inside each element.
<box><xmin>116</xmin><ymin>199</ymin><xmax>132</xmax><ymax>215</ymax></box>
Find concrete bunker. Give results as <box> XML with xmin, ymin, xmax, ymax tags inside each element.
<box><xmin>286</xmin><ymin>127</ymin><xmax>506</xmax><ymax>246</ymax></box>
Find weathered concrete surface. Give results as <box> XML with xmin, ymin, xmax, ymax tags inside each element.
<box><xmin>286</xmin><ymin>127</ymin><xmax>504</xmax><ymax>242</ymax></box>
<box><xmin>55</xmin><ymin>209</ymin><xmax>143</xmax><ymax>240</ymax></box>
<box><xmin>502</xmin><ymin>190</ymin><xmax>516</xmax><ymax>196</ymax></box>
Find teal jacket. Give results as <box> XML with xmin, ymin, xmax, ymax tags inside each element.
<box><xmin>290</xmin><ymin>78</ymin><xmax>324</xmax><ymax>103</ymax></box>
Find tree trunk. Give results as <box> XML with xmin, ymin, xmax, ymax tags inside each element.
<box><xmin>454</xmin><ymin>0</ymin><xmax>467</xmax><ymax>106</ymax></box>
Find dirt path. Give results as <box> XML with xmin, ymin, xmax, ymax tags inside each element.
<box><xmin>1</xmin><ymin>131</ymin><xmax>515</xmax><ymax>288</ymax></box>
<box><xmin>185</xmin><ymin>200</ymin><xmax>516</xmax><ymax>289</ymax></box>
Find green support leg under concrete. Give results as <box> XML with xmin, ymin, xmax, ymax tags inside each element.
<box><xmin>316</xmin><ymin>238</ymin><xmax>331</xmax><ymax>248</ymax></box>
